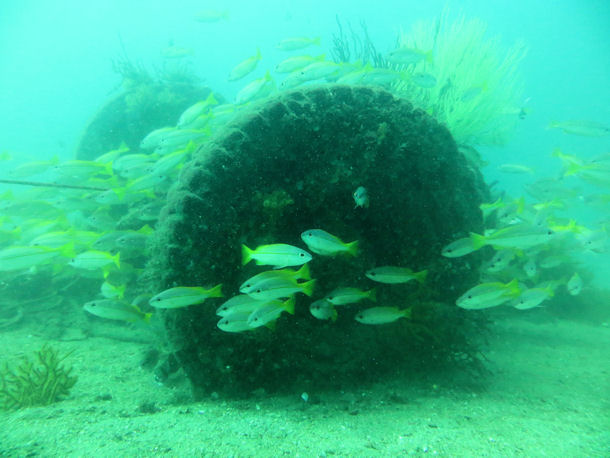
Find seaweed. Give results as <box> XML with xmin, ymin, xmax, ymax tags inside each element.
<box><xmin>0</xmin><ymin>345</ymin><xmax>78</xmax><ymax>410</ymax></box>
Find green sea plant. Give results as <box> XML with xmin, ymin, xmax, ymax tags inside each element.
<box><xmin>393</xmin><ymin>9</ymin><xmax>527</xmax><ymax>146</ymax></box>
<box><xmin>0</xmin><ymin>345</ymin><xmax>77</xmax><ymax>410</ymax></box>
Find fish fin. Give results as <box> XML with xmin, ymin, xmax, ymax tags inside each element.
<box><xmin>58</xmin><ymin>242</ymin><xmax>76</xmax><ymax>259</ymax></box>
<box><xmin>368</xmin><ymin>288</ymin><xmax>377</xmax><ymax>302</ymax></box>
<box><xmin>550</xmin><ymin>146</ymin><xmax>563</xmax><ymax>158</ymax></box>
<box><xmin>296</xmin><ymin>263</ymin><xmax>311</xmax><ymax>281</ymax></box>
<box><xmin>264</xmin><ymin>320</ymin><xmax>277</xmax><ymax>331</ymax></box>
<box><xmin>241</xmin><ymin>244</ymin><xmax>252</xmax><ymax>265</ymax></box>
<box><xmin>505</xmin><ymin>278</ymin><xmax>521</xmax><ymax>296</ymax></box>
<box><xmin>564</xmin><ymin>162</ymin><xmax>584</xmax><ymax>177</ymax></box>
<box><xmin>102</xmin><ymin>161</ymin><xmax>113</xmax><ymax>176</ymax></box>
<box><xmin>547</xmin><ymin>121</ymin><xmax>559</xmax><ymax>130</ymax></box>
<box><xmin>143</xmin><ymin>313</ymin><xmax>153</xmax><ymax>324</ymax></box>
<box><xmin>114</xmin><ymin>188</ymin><xmax>127</xmax><ymax>201</ymax></box>
<box><xmin>346</xmin><ymin>240</ymin><xmax>359</xmax><ymax>257</ymax></box>
<box><xmin>137</xmin><ymin>224</ymin><xmax>154</xmax><ymax>235</ymax></box>
<box><xmin>301</xmin><ymin>279</ymin><xmax>316</xmax><ymax>297</ymax></box>
<box><xmin>470</xmin><ymin>232</ymin><xmax>487</xmax><ymax>250</ymax></box>
<box><xmin>113</xmin><ymin>252</ymin><xmax>121</xmax><ymax>269</ymax></box>
<box><xmin>206</xmin><ymin>92</ymin><xmax>218</xmax><ymax>107</ymax></box>
<box><xmin>515</xmin><ymin>196</ymin><xmax>525</xmax><ymax>214</ymax></box>
<box><xmin>424</xmin><ymin>49</ymin><xmax>434</xmax><ymax>64</ymax></box>
<box><xmin>207</xmin><ymin>283</ymin><xmax>223</xmax><ymax>298</ymax></box>
<box><xmin>331</xmin><ymin>308</ymin><xmax>338</xmax><ymax>322</ymax></box>
<box><xmin>416</xmin><ymin>269</ymin><xmax>428</xmax><ymax>283</ymax></box>
<box><xmin>283</xmin><ymin>296</ymin><xmax>296</xmax><ymax>315</ymax></box>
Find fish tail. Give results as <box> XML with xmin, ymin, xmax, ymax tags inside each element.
<box><xmin>117</xmin><ymin>284</ymin><xmax>126</xmax><ymax>299</ymax></box>
<box><xmin>296</xmin><ymin>263</ymin><xmax>311</xmax><ymax>281</ymax></box>
<box><xmin>58</xmin><ymin>242</ymin><xmax>76</xmax><ymax>259</ymax></box>
<box><xmin>241</xmin><ymin>244</ymin><xmax>253</xmax><ymax>265</ymax></box>
<box><xmin>207</xmin><ymin>283</ymin><xmax>224</xmax><ymax>298</ymax></box>
<box><xmin>138</xmin><ymin>224</ymin><xmax>154</xmax><ymax>235</ymax></box>
<box><xmin>313</xmin><ymin>36</ymin><xmax>321</xmax><ymax>46</ymax></box>
<box><xmin>283</xmin><ymin>296</ymin><xmax>296</xmax><ymax>315</ymax></box>
<box><xmin>331</xmin><ymin>308</ymin><xmax>338</xmax><ymax>322</ymax></box>
<box><xmin>402</xmin><ymin>307</ymin><xmax>412</xmax><ymax>319</ymax></box>
<box><xmin>515</xmin><ymin>196</ymin><xmax>525</xmax><ymax>214</ymax></box>
<box><xmin>113</xmin><ymin>252</ymin><xmax>121</xmax><ymax>269</ymax></box>
<box><xmin>564</xmin><ymin>162</ymin><xmax>583</xmax><ymax>177</ymax></box>
<box><xmin>301</xmin><ymin>279</ymin><xmax>316</xmax><ymax>297</ymax></box>
<box><xmin>470</xmin><ymin>232</ymin><xmax>487</xmax><ymax>250</ymax></box>
<box><xmin>505</xmin><ymin>278</ymin><xmax>521</xmax><ymax>297</ymax></box>
<box><xmin>367</xmin><ymin>288</ymin><xmax>377</xmax><ymax>302</ymax></box>
<box><xmin>143</xmin><ymin>313</ymin><xmax>153</xmax><ymax>324</ymax></box>
<box><xmin>424</xmin><ymin>49</ymin><xmax>434</xmax><ymax>64</ymax></box>
<box><xmin>416</xmin><ymin>269</ymin><xmax>428</xmax><ymax>283</ymax></box>
<box><xmin>346</xmin><ymin>240</ymin><xmax>359</xmax><ymax>257</ymax></box>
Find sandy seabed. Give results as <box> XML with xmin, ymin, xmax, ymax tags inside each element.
<box><xmin>1</xmin><ymin>314</ymin><xmax>608</xmax><ymax>457</ymax></box>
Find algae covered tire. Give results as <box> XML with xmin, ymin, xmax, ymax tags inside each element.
<box><xmin>150</xmin><ymin>85</ymin><xmax>488</xmax><ymax>396</ymax></box>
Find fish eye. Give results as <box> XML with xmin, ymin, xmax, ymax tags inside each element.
<box><xmin>256</xmin><ymin>289</ymin><xmax>261</xmax><ymax>293</ymax></box>
<box><xmin>370</xmin><ymin>272</ymin><xmax>376</xmax><ymax>276</ymax></box>
<box><xmin>467</xmin><ymin>295</ymin><xmax>472</xmax><ymax>299</ymax></box>
<box><xmin>299</xmin><ymin>253</ymin><xmax>305</xmax><ymax>257</ymax></box>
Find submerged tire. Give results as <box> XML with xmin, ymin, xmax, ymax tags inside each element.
<box><xmin>149</xmin><ymin>85</ymin><xmax>488</xmax><ymax>396</ymax></box>
<box><xmin>76</xmin><ymin>83</ymin><xmax>214</xmax><ymax>160</ymax></box>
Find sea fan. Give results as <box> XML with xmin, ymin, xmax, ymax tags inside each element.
<box><xmin>393</xmin><ymin>9</ymin><xmax>527</xmax><ymax>146</ymax></box>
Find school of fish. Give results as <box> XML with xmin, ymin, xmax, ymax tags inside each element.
<box><xmin>1</xmin><ymin>29</ymin><xmax>608</xmax><ymax>335</ymax></box>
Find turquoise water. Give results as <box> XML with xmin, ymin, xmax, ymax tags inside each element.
<box><xmin>0</xmin><ymin>1</ymin><xmax>609</xmax><ymax>455</ymax></box>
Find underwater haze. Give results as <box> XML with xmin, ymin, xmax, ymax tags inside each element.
<box><xmin>1</xmin><ymin>0</ymin><xmax>609</xmax><ymax>456</ymax></box>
